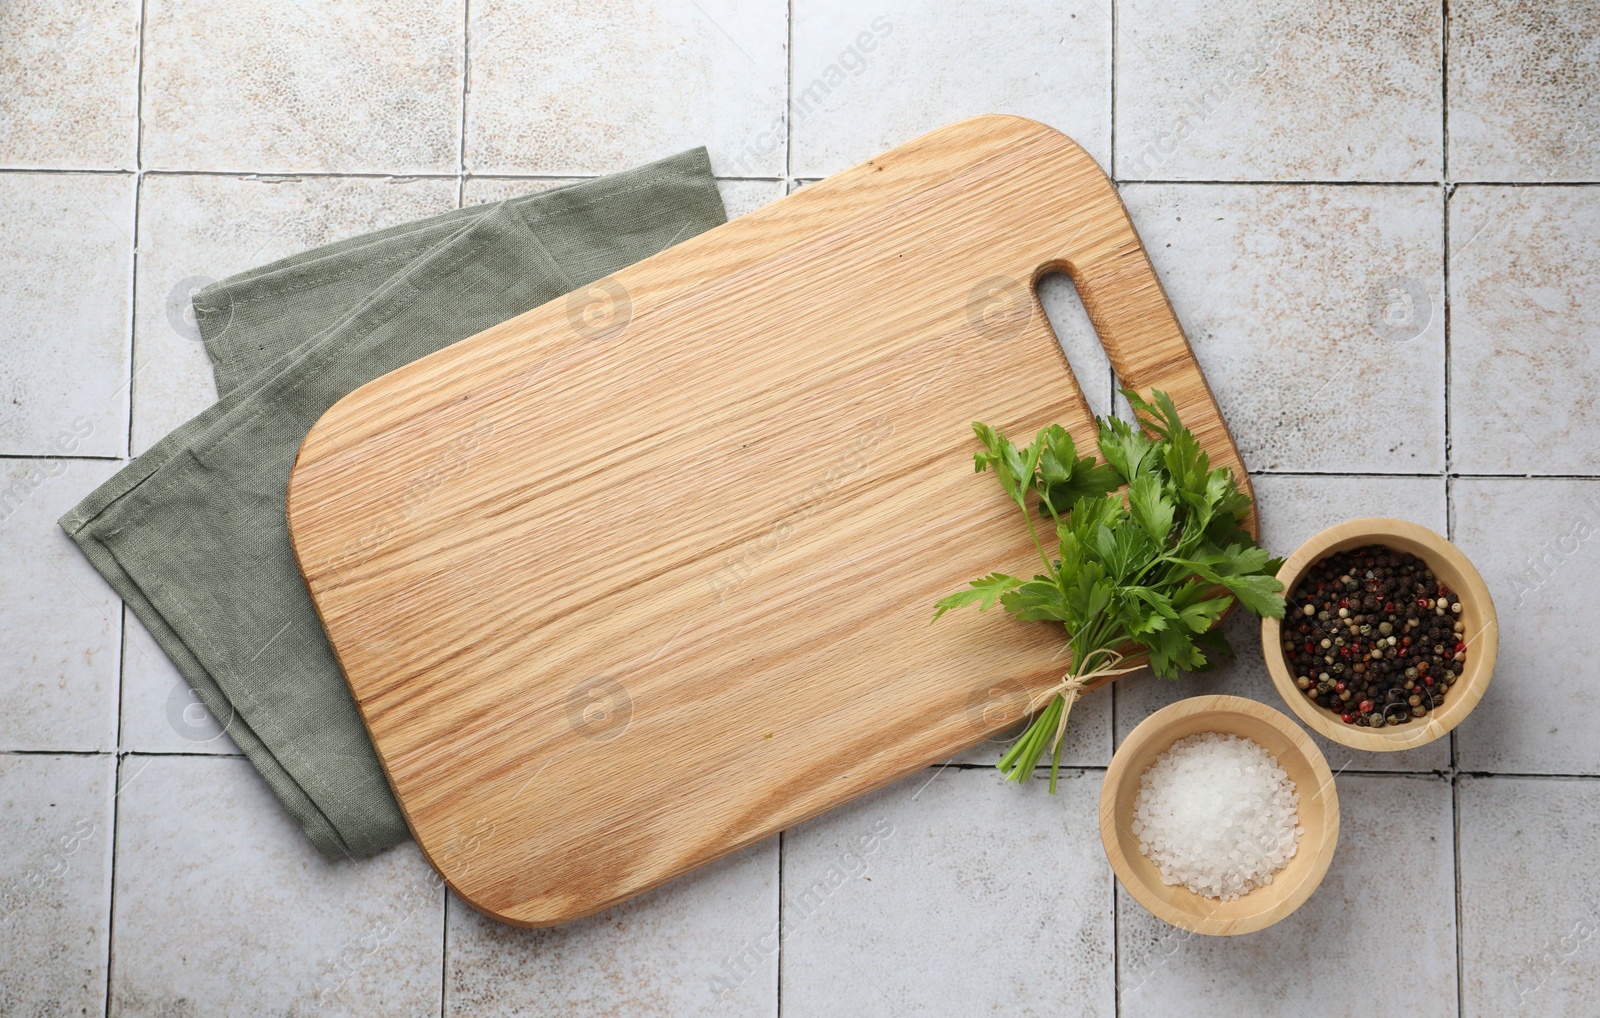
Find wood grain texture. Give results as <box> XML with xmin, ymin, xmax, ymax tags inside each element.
<box><xmin>1099</xmin><ymin>695</ymin><xmax>1339</xmax><ymax>936</ymax></box>
<box><xmin>286</xmin><ymin>115</ymin><xmax>1254</xmax><ymax>926</ymax></box>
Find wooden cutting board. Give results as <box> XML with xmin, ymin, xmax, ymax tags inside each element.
<box><xmin>287</xmin><ymin>115</ymin><xmax>1252</xmax><ymax>927</ymax></box>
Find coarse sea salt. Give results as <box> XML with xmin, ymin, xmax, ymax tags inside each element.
<box><xmin>1130</xmin><ymin>732</ymin><xmax>1303</xmax><ymax>901</ymax></box>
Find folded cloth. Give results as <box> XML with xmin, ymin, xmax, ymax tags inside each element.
<box><xmin>61</xmin><ymin>149</ymin><xmax>727</xmax><ymax>859</ymax></box>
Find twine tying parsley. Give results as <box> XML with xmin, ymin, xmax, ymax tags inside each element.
<box><xmin>1035</xmin><ymin>649</ymin><xmax>1147</xmax><ymax>753</ymax></box>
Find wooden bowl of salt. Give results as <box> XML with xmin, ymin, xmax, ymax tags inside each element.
<box><xmin>1099</xmin><ymin>695</ymin><xmax>1340</xmax><ymax>936</ymax></box>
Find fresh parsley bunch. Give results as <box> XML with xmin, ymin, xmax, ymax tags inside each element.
<box><xmin>934</xmin><ymin>389</ymin><xmax>1287</xmax><ymax>791</ymax></box>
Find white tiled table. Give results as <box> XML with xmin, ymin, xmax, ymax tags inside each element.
<box><xmin>2</xmin><ymin>1</ymin><xmax>1597</xmax><ymax>1015</ymax></box>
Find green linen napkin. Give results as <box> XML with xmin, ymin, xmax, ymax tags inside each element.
<box><xmin>60</xmin><ymin>150</ymin><xmax>727</xmax><ymax>859</ymax></box>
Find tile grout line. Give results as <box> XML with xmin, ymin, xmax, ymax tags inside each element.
<box><xmin>103</xmin><ymin>754</ymin><xmax>126</xmax><ymax>1018</ymax></box>
<box><xmin>1442</xmin><ymin>5</ymin><xmax>1464</xmax><ymax>978</ymax></box>
<box><xmin>124</xmin><ymin>13</ymin><xmax>147</xmax><ymax>464</ymax></box>
<box><xmin>1441</xmin><ymin>0</ymin><xmax>1455</xmax><ymax>490</ymax></box>
<box><xmin>782</xmin><ymin>0</ymin><xmax>795</xmax><ymax>199</ymax></box>
<box><xmin>0</xmin><ymin>166</ymin><xmax>797</xmax><ymax>184</ymax></box>
<box><xmin>776</xmin><ymin>830</ymin><xmax>786</xmax><ymax>1017</ymax></box>
<box><xmin>439</xmin><ymin>884</ymin><xmax>449</xmax><ymax>1018</ymax></box>
<box><xmin>1111</xmin><ymin>865</ymin><xmax>1121</xmax><ymax>1017</ymax></box>
<box><xmin>1110</xmin><ymin>657</ymin><xmax>1122</xmax><ymax>1015</ymax></box>
<box><xmin>456</xmin><ymin>0</ymin><xmax>471</xmax><ymax>210</ymax></box>
<box><xmin>0</xmin><ymin>166</ymin><xmax>141</xmax><ymax>175</ymax></box>
<box><xmin>115</xmin><ymin>608</ymin><xmax>129</xmax><ymax>758</ymax></box>
<box><xmin>98</xmin><ymin>750</ymin><xmax>127</xmax><ymax>1018</ymax></box>
<box><xmin>9</xmin><ymin>164</ymin><xmax>1600</xmax><ymax>188</ymax></box>
<box><xmin>1108</xmin><ymin>0</ymin><xmax>1118</xmax><ymax>183</ymax></box>
<box><xmin>1</xmin><ymin>749</ymin><xmax>243</xmax><ymax>758</ymax></box>
<box><xmin>1453</xmin><ymin>775</ymin><xmax>1466</xmax><ymax>1018</ymax></box>
<box><xmin>105</xmin><ymin>0</ymin><xmax>150</xmax><ymax>1011</ymax></box>
<box><xmin>1106</xmin><ymin>177</ymin><xmax>1600</xmax><ymax>187</ymax></box>
<box><xmin>1455</xmin><ymin>771</ymin><xmax>1600</xmax><ymax>782</ymax></box>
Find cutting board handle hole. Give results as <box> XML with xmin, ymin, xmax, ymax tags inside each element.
<box><xmin>1034</xmin><ymin>270</ymin><xmax>1115</xmax><ymax>419</ymax></box>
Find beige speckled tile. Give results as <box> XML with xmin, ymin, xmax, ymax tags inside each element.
<box><xmin>1116</xmin><ymin>0</ymin><xmax>1442</xmax><ymax>181</ymax></box>
<box><xmin>0</xmin><ymin>0</ymin><xmax>140</xmax><ymax>169</ymax></box>
<box><xmin>119</xmin><ymin>610</ymin><xmax>241</xmax><ymax>755</ymax></box>
<box><xmin>465</xmin><ymin>0</ymin><xmax>788</xmax><ymax>176</ymax></box>
<box><xmin>1121</xmin><ymin>183</ymin><xmax>1445</xmax><ymax>473</ymax></box>
<box><xmin>780</xmin><ymin>766</ymin><xmax>1114</xmax><ymax>1017</ymax></box>
<box><xmin>1452</xmin><ymin>477</ymin><xmax>1600</xmax><ymax>776</ymax></box>
<box><xmin>463</xmin><ymin>175</ymin><xmax>784</xmax><ymax>222</ymax></box>
<box><xmin>110</xmin><ymin>755</ymin><xmax>444</xmax><ymax>1017</ymax></box>
<box><xmin>789</xmin><ymin>0</ymin><xmax>1110</xmax><ymax>178</ymax></box>
<box><xmin>0</xmin><ymin>458</ymin><xmax>121</xmax><ymax>753</ymax></box>
<box><xmin>1459</xmin><ymin>776</ymin><xmax>1600</xmax><ymax>1017</ymax></box>
<box><xmin>460</xmin><ymin>176</ymin><xmax>573</xmax><ymax>207</ymax></box>
<box><xmin>1448</xmin><ymin>1</ymin><xmax>1600</xmax><ymax>181</ymax></box>
<box><xmin>444</xmin><ymin>837</ymin><xmax>777</xmax><ymax>1016</ymax></box>
<box><xmin>0</xmin><ymin>172</ymin><xmax>132</xmax><ymax>458</ymax></box>
<box><xmin>1115</xmin><ymin>474</ymin><xmax>1451</xmax><ymax>773</ymax></box>
<box><xmin>711</xmin><ymin>178</ymin><xmax>786</xmax><ymax>219</ymax></box>
<box><xmin>0</xmin><ymin>753</ymin><xmax>115</xmax><ymax>1018</ymax></box>
<box><xmin>1449</xmin><ymin>186</ymin><xmax>1600</xmax><ymax>475</ymax></box>
<box><xmin>130</xmin><ymin>174</ymin><xmax>457</xmax><ymax>454</ymax></box>
<box><xmin>1118</xmin><ymin>774</ymin><xmax>1455</xmax><ymax>1015</ymax></box>
<box><xmin>140</xmin><ymin>0</ymin><xmax>464</xmax><ymax>173</ymax></box>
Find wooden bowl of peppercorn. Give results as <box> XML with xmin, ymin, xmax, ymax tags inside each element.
<box><xmin>1263</xmin><ymin>518</ymin><xmax>1497</xmax><ymax>752</ymax></box>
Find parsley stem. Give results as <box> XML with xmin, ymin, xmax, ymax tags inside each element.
<box><xmin>1021</xmin><ymin>500</ymin><xmax>1053</xmax><ymax>574</ymax></box>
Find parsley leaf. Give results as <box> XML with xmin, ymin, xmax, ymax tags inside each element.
<box><xmin>932</xmin><ymin>572</ymin><xmax>1025</xmax><ymax>620</ymax></box>
<box><xmin>1127</xmin><ymin>473</ymin><xmax>1174</xmax><ymax>543</ymax></box>
<box><xmin>1036</xmin><ymin>424</ymin><xmax>1122</xmax><ymax>517</ymax></box>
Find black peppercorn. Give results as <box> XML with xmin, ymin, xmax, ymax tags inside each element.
<box><xmin>1282</xmin><ymin>544</ymin><xmax>1465</xmax><ymax>728</ymax></box>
